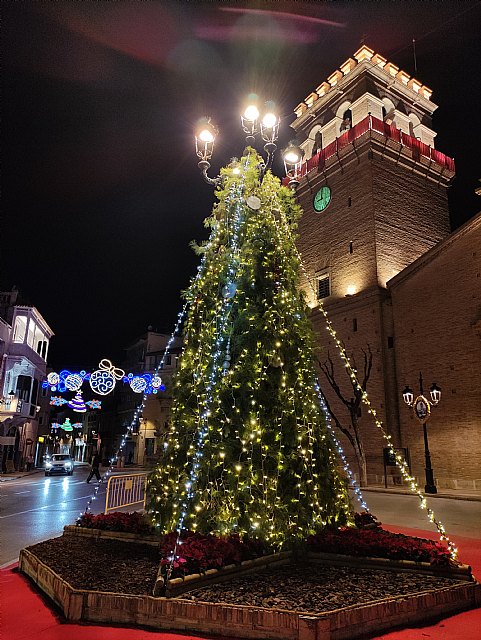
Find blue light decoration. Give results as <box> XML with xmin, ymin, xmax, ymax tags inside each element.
<box><xmin>44</xmin><ymin>363</ymin><xmax>165</xmax><ymax>397</ymax></box>
<box><xmin>123</xmin><ymin>373</ymin><xmax>166</xmax><ymax>394</ymax></box>
<box><xmin>164</xmin><ymin>164</ymin><xmax>248</xmax><ymax>580</ymax></box>
<box><xmin>50</xmin><ymin>396</ymin><xmax>68</xmax><ymax>407</ymax></box>
<box><xmin>314</xmin><ymin>380</ymin><xmax>369</xmax><ymax>512</ymax></box>
<box><xmin>86</xmin><ymin>398</ymin><xmax>102</xmax><ymax>410</ymax></box>
<box><xmin>68</xmin><ymin>391</ymin><xmax>87</xmax><ymax>413</ymax></box>
<box><xmin>43</xmin><ymin>370</ymin><xmax>89</xmax><ymax>393</ymax></box>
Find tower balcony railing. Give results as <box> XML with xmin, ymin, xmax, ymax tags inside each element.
<box><xmin>283</xmin><ymin>114</ymin><xmax>455</xmax><ymax>186</ymax></box>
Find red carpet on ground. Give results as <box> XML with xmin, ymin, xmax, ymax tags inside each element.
<box><xmin>2</xmin><ymin>526</ymin><xmax>480</xmax><ymax>640</ymax></box>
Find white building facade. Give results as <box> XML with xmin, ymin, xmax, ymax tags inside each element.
<box><xmin>0</xmin><ymin>289</ymin><xmax>54</xmax><ymax>471</ymax></box>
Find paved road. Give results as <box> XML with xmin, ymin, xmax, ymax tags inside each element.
<box><xmin>1</xmin><ymin>470</ymin><xmax>480</xmax><ymax>567</ymax></box>
<box><xmin>0</xmin><ymin>465</ymin><xmax>108</xmax><ymax>566</ymax></box>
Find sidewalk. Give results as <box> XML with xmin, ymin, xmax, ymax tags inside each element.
<box><xmin>1</xmin><ymin>525</ymin><xmax>480</xmax><ymax>640</ymax></box>
<box><xmin>362</xmin><ymin>484</ymin><xmax>481</xmax><ymax>502</ymax></box>
<box><xmin>2</xmin><ymin>469</ymin><xmax>480</xmax><ymax>501</ymax></box>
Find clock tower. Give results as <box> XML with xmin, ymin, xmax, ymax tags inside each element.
<box><xmin>289</xmin><ymin>46</ymin><xmax>455</xmax><ymax>481</ymax></box>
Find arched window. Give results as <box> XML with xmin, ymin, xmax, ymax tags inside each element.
<box><xmin>340</xmin><ymin>109</ymin><xmax>352</xmax><ymax>132</ymax></box>
<box><xmin>408</xmin><ymin>113</ymin><xmax>421</xmax><ymax>139</ymax></box>
<box><xmin>382</xmin><ymin>98</ymin><xmax>396</xmax><ymax>125</ymax></box>
<box><xmin>311</xmin><ymin>130</ymin><xmax>322</xmax><ymax>157</ymax></box>
<box><xmin>307</xmin><ymin>125</ymin><xmax>323</xmax><ymax>158</ymax></box>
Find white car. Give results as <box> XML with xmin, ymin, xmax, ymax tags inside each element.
<box><xmin>45</xmin><ymin>454</ymin><xmax>75</xmax><ymax>476</ymax></box>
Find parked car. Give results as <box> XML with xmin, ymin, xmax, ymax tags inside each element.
<box><xmin>45</xmin><ymin>454</ymin><xmax>75</xmax><ymax>476</ymax></box>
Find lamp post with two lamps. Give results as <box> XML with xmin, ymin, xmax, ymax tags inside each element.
<box><xmin>402</xmin><ymin>372</ymin><xmax>441</xmax><ymax>494</ymax></box>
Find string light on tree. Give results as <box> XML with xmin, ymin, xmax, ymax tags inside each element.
<box><xmin>147</xmin><ymin>104</ymin><xmax>355</xmax><ymax>579</ymax></box>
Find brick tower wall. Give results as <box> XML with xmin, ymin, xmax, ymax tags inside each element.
<box><xmin>390</xmin><ymin>215</ymin><xmax>481</xmax><ymax>488</ymax></box>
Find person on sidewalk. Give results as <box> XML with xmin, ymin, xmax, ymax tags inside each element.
<box><xmin>86</xmin><ymin>451</ymin><xmax>101</xmax><ymax>483</ymax></box>
<box><xmin>26</xmin><ymin>454</ymin><xmax>34</xmax><ymax>472</ymax></box>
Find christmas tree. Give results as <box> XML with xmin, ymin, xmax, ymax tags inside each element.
<box><xmin>148</xmin><ymin>149</ymin><xmax>352</xmax><ymax>549</ymax></box>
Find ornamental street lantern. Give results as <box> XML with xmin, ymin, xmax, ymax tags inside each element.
<box><xmin>195</xmin><ymin>97</ymin><xmax>282</xmax><ymax>187</ymax></box>
<box><xmin>430</xmin><ymin>382</ymin><xmax>442</xmax><ymax>405</ymax></box>
<box><xmin>282</xmin><ymin>142</ymin><xmax>305</xmax><ymax>191</ymax></box>
<box><xmin>402</xmin><ymin>385</ymin><xmax>414</xmax><ymax>407</ymax></box>
<box><xmin>402</xmin><ymin>372</ymin><xmax>441</xmax><ymax>494</ymax></box>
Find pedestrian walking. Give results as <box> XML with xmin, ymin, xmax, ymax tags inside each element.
<box><xmin>86</xmin><ymin>451</ymin><xmax>101</xmax><ymax>483</ymax></box>
<box><xmin>26</xmin><ymin>454</ymin><xmax>34</xmax><ymax>471</ymax></box>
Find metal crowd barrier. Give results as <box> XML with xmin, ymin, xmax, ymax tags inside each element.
<box><xmin>104</xmin><ymin>473</ymin><xmax>148</xmax><ymax>513</ymax></box>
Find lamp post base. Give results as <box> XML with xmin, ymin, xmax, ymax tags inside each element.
<box><xmin>425</xmin><ymin>484</ymin><xmax>437</xmax><ymax>494</ymax></box>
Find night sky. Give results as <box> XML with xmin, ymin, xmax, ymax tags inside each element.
<box><xmin>2</xmin><ymin>1</ymin><xmax>480</xmax><ymax>370</ymax></box>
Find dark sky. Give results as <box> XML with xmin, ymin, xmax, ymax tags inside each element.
<box><xmin>2</xmin><ymin>1</ymin><xmax>480</xmax><ymax>370</ymax></box>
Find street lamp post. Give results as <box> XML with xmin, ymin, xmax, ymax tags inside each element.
<box><xmin>194</xmin><ymin>97</ymin><xmax>302</xmax><ymax>188</ymax></box>
<box><xmin>402</xmin><ymin>372</ymin><xmax>441</xmax><ymax>494</ymax></box>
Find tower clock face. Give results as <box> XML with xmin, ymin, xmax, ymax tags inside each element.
<box><xmin>313</xmin><ymin>186</ymin><xmax>331</xmax><ymax>212</ymax></box>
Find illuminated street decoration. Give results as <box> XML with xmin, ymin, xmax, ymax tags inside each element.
<box><xmin>51</xmin><ymin>417</ymin><xmax>77</xmax><ymax>432</ymax></box>
<box><xmin>151</xmin><ymin>375</ymin><xmax>163</xmax><ymax>391</ymax></box>
<box><xmin>68</xmin><ymin>391</ymin><xmax>87</xmax><ymax>413</ymax></box>
<box><xmin>64</xmin><ymin>373</ymin><xmax>84</xmax><ymax>392</ymax></box>
<box><xmin>43</xmin><ymin>369</ymin><xmax>89</xmax><ymax>393</ymax></box>
<box><xmin>47</xmin><ymin>372</ymin><xmax>60</xmax><ymax>388</ymax></box>
<box><xmin>129</xmin><ymin>375</ymin><xmax>147</xmax><ymax>394</ymax></box>
<box><xmin>123</xmin><ymin>373</ymin><xmax>166</xmax><ymax>394</ymax></box>
<box><xmin>89</xmin><ymin>359</ymin><xmax>125</xmax><ymax>395</ymax></box>
<box><xmin>86</xmin><ymin>398</ymin><xmax>102</xmax><ymax>410</ymax></box>
<box><xmin>43</xmin><ymin>361</ymin><xmax>164</xmax><ymax>396</ymax></box>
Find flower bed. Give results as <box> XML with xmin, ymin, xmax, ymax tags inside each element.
<box><xmin>77</xmin><ymin>511</ymin><xmax>155</xmax><ymax>535</ymax></box>
<box><xmin>307</xmin><ymin>527</ymin><xmax>454</xmax><ymax>566</ymax></box>
<box><xmin>75</xmin><ymin>511</ymin><xmax>456</xmax><ymax>577</ymax></box>
<box><xmin>159</xmin><ymin>531</ymin><xmax>268</xmax><ymax>579</ymax></box>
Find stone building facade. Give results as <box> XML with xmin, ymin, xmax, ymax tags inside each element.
<box><xmin>288</xmin><ymin>46</ymin><xmax>480</xmax><ymax>489</ymax></box>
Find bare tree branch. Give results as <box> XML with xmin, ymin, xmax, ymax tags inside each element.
<box><xmin>318</xmin><ymin>384</ymin><xmax>356</xmax><ymax>450</ymax></box>
<box><xmin>318</xmin><ymin>353</ymin><xmax>351</xmax><ymax>409</ymax></box>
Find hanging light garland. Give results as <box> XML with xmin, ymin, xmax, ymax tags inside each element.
<box><xmin>78</xmin><ymin>183</ymin><xmax>224</xmax><ymax>520</ymax></box>
<box><xmin>285</xmin><ymin>219</ymin><xmax>458</xmax><ymax>559</ymax></box>
<box><xmin>163</xmin><ymin>162</ymin><xmax>249</xmax><ymax>579</ymax></box>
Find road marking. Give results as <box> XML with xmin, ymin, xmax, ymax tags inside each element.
<box><xmin>13</xmin><ymin>491</ymin><xmax>31</xmax><ymax>495</ymax></box>
<box><xmin>0</xmin><ymin>493</ymin><xmax>105</xmax><ymax>518</ymax></box>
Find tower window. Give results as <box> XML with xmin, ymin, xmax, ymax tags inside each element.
<box><xmin>340</xmin><ymin>109</ymin><xmax>352</xmax><ymax>132</ymax></box>
<box><xmin>349</xmin><ymin>241</ymin><xmax>353</xmax><ymax>254</ymax></box>
<box><xmin>353</xmin><ymin>318</ymin><xmax>358</xmax><ymax>332</ymax></box>
<box><xmin>348</xmin><ymin>197</ymin><xmax>352</xmax><ymax>207</ymax></box>
<box><xmin>311</xmin><ymin>131</ymin><xmax>322</xmax><ymax>157</ymax></box>
<box><xmin>387</xmin><ymin>336</ymin><xmax>394</xmax><ymax>349</ymax></box>
<box><xmin>317</xmin><ymin>274</ymin><xmax>330</xmax><ymax>299</ymax></box>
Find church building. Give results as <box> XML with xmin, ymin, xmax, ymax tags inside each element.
<box><xmin>288</xmin><ymin>46</ymin><xmax>481</xmax><ymax>490</ymax></box>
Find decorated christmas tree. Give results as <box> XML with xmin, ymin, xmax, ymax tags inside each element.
<box><xmin>148</xmin><ymin>149</ymin><xmax>352</xmax><ymax>549</ymax></box>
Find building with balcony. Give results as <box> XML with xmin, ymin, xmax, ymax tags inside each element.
<box><xmin>0</xmin><ymin>288</ymin><xmax>54</xmax><ymax>471</ymax></box>
<box><xmin>287</xmin><ymin>46</ymin><xmax>481</xmax><ymax>489</ymax></box>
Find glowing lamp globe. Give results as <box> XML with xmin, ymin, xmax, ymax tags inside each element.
<box><xmin>284</xmin><ymin>150</ymin><xmax>301</xmax><ymax>164</ymax></box>
<box><xmin>262</xmin><ymin>112</ymin><xmax>277</xmax><ymax>129</ymax></box>
<box><xmin>198</xmin><ymin>128</ymin><xmax>215</xmax><ymax>143</ymax></box>
<box><xmin>243</xmin><ymin>105</ymin><xmax>259</xmax><ymax>122</ymax></box>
